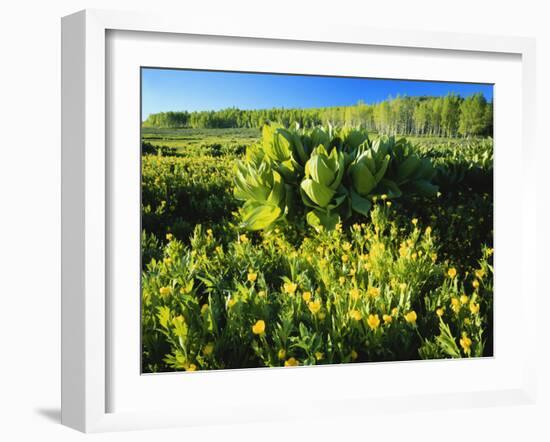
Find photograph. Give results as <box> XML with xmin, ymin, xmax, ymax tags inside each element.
<box><xmin>140</xmin><ymin>68</ymin><xmax>494</xmax><ymax>373</ymax></box>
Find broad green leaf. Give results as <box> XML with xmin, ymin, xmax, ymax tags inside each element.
<box><xmin>242</xmin><ymin>203</ymin><xmax>282</xmax><ymax>230</ymax></box>
<box><xmin>300</xmin><ymin>179</ymin><xmax>336</xmax><ymax>208</ymax></box>
<box><xmin>397</xmin><ymin>156</ymin><xmax>420</xmax><ymax>182</ymax></box>
<box><xmin>378</xmin><ymin>178</ymin><xmax>402</xmax><ymax>198</ymax></box>
<box><xmin>326</xmin><ymin>190</ymin><xmax>347</xmax><ymax>210</ymax></box>
<box><xmin>350</xmin><ymin>163</ymin><xmax>377</xmax><ymax>195</ymax></box>
<box><xmin>308</xmin><ymin>154</ymin><xmax>336</xmax><ymax>185</ymax></box>
<box><xmin>373</xmin><ymin>154</ymin><xmax>391</xmax><ymax>183</ymax></box>
<box><xmin>409</xmin><ymin>180</ymin><xmax>438</xmax><ymax>196</ymax></box>
<box><xmin>350</xmin><ymin>189</ymin><xmax>372</xmax><ymax>216</ymax></box>
<box><xmin>306</xmin><ymin>210</ymin><xmax>340</xmax><ymax>231</ymax></box>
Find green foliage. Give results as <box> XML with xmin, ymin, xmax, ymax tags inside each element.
<box><xmin>234</xmin><ymin>125</ymin><xmax>439</xmax><ymax>231</ymax></box>
<box><xmin>141</xmin><ymin>206</ymin><xmax>493</xmax><ymax>372</ymax></box>
<box><xmin>459</xmin><ymin>93</ymin><xmax>491</xmax><ymax>137</ymax></box>
<box><xmin>142</xmin><ymin>94</ymin><xmax>493</xmax><ymax>138</ymax></box>
<box><xmin>234</xmin><ymin>153</ymin><xmax>286</xmax><ymax>230</ymax></box>
<box><xmin>140</xmin><ymin>124</ymin><xmax>493</xmax><ymax>372</ymax></box>
<box><xmin>141</xmin><ymin>154</ymin><xmax>237</xmax><ymax>243</ymax></box>
<box><xmin>381</xmin><ymin>137</ymin><xmax>438</xmax><ymax>197</ymax></box>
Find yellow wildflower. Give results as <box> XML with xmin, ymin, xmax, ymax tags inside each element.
<box><xmin>283</xmin><ymin>282</ymin><xmax>298</xmax><ymax>294</ymax></box>
<box><xmin>302</xmin><ymin>291</ymin><xmax>312</xmax><ymax>302</ymax></box>
<box><xmin>166</xmin><ymin>233</ymin><xmax>173</xmax><ymax>241</ymax></box>
<box><xmin>227</xmin><ymin>298</ymin><xmax>237</xmax><ymax>309</ymax></box>
<box><xmin>258</xmin><ymin>290</ymin><xmax>266</xmax><ymax>297</ymax></box>
<box><xmin>436</xmin><ymin>308</ymin><xmax>444</xmax><ymax>317</ymax></box>
<box><xmin>447</xmin><ymin>268</ymin><xmax>457</xmax><ymax>279</ymax></box>
<box><xmin>460</xmin><ymin>294</ymin><xmax>469</xmax><ymax>305</ymax></box>
<box><xmin>386</xmin><ymin>201</ymin><xmax>392</xmax><ymax>207</ymax></box>
<box><xmin>451</xmin><ymin>297</ymin><xmax>460</xmax><ymax>313</ymax></box>
<box><xmin>349</xmin><ymin>288</ymin><xmax>361</xmax><ymax>300</ymax></box>
<box><xmin>342</xmin><ymin>254</ymin><xmax>349</xmax><ymax>263</ymax></box>
<box><xmin>159</xmin><ymin>286</ymin><xmax>171</xmax><ymax>296</ymax></box>
<box><xmin>383</xmin><ymin>314</ymin><xmax>393</xmax><ymax>324</ymax></box>
<box><xmin>367</xmin><ymin>287</ymin><xmax>381</xmax><ymax>298</ymax></box>
<box><xmin>315</xmin><ymin>352</ymin><xmax>324</xmax><ymax>361</ymax></box>
<box><xmin>470</xmin><ymin>302</ymin><xmax>480</xmax><ymax>315</ymax></box>
<box><xmin>247</xmin><ymin>272</ymin><xmax>258</xmax><ymax>282</ymax></box>
<box><xmin>367</xmin><ymin>314</ymin><xmax>381</xmax><ymax>330</ymax></box>
<box><xmin>186</xmin><ymin>364</ymin><xmax>197</xmax><ymax>372</ymax></box>
<box><xmin>339</xmin><ymin>276</ymin><xmax>346</xmax><ymax>284</ymax></box>
<box><xmin>412</xmin><ymin>218</ymin><xmax>418</xmax><ymax>226</ymax></box>
<box><xmin>252</xmin><ymin>320</ymin><xmax>265</xmax><ymax>335</ymax></box>
<box><xmin>460</xmin><ymin>333</ymin><xmax>472</xmax><ymax>354</ymax></box>
<box><xmin>425</xmin><ymin>226</ymin><xmax>432</xmax><ymax>235</ymax></box>
<box><xmin>308</xmin><ymin>300</ymin><xmax>322</xmax><ymax>315</ymax></box>
<box><xmin>472</xmin><ymin>279</ymin><xmax>480</xmax><ymax>289</ymax></box>
<box><xmin>399</xmin><ymin>283</ymin><xmax>407</xmax><ymax>292</ymax></box>
<box><xmin>284</xmin><ymin>357</ymin><xmax>298</xmax><ymax>367</ymax></box>
<box><xmin>342</xmin><ymin>242</ymin><xmax>352</xmax><ymax>251</ymax></box>
<box><xmin>381</xmin><ymin>194</ymin><xmax>388</xmax><ymax>201</ymax></box>
<box><xmin>464</xmin><ymin>318</ymin><xmax>471</xmax><ymax>325</ymax></box>
<box><xmin>475</xmin><ymin>269</ymin><xmax>485</xmax><ymax>279</ymax></box>
<box><xmin>239</xmin><ymin>234</ymin><xmax>249</xmax><ymax>243</ymax></box>
<box><xmin>350</xmin><ymin>309</ymin><xmax>363</xmax><ymax>321</ymax></box>
<box><xmin>404</xmin><ymin>311</ymin><xmax>417</xmax><ymax>324</ymax></box>
<box><xmin>391</xmin><ymin>307</ymin><xmax>399</xmax><ymax>316</ymax></box>
<box><xmin>278</xmin><ymin>349</ymin><xmax>286</xmax><ymax>360</ymax></box>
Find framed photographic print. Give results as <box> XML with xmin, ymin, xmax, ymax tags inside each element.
<box><xmin>61</xmin><ymin>9</ymin><xmax>537</xmax><ymax>432</ymax></box>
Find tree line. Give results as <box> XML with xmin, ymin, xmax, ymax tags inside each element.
<box><xmin>143</xmin><ymin>93</ymin><xmax>492</xmax><ymax>137</ymax></box>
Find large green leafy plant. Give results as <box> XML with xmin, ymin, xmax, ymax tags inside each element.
<box><xmin>234</xmin><ymin>124</ymin><xmax>438</xmax><ymax>231</ymax></box>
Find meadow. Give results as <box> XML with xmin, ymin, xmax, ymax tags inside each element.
<box><xmin>141</xmin><ymin>126</ymin><xmax>493</xmax><ymax>373</ymax></box>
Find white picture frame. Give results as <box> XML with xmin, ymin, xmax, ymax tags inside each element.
<box><xmin>61</xmin><ymin>9</ymin><xmax>537</xmax><ymax>433</ymax></box>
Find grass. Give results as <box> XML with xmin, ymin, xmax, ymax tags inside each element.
<box><xmin>141</xmin><ymin>127</ymin><xmax>260</xmax><ymax>154</ymax></box>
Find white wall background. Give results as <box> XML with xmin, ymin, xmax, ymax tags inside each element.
<box><xmin>0</xmin><ymin>1</ymin><xmax>548</xmax><ymax>440</ymax></box>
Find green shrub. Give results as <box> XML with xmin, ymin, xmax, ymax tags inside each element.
<box><xmin>234</xmin><ymin>125</ymin><xmax>439</xmax><ymax>231</ymax></box>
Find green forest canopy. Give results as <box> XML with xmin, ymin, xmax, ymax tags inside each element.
<box><xmin>142</xmin><ymin>93</ymin><xmax>493</xmax><ymax>137</ymax></box>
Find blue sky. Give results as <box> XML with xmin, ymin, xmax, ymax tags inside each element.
<box><xmin>141</xmin><ymin>68</ymin><xmax>493</xmax><ymax>118</ymax></box>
